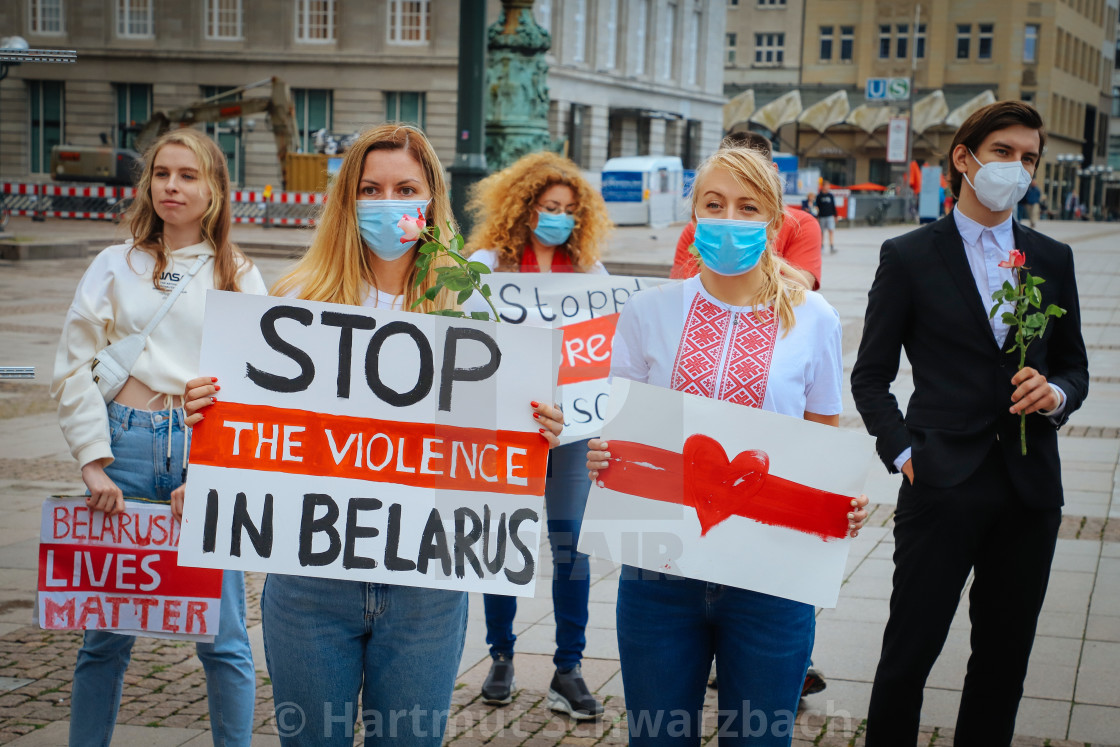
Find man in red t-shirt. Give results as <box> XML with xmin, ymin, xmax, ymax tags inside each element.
<box><xmin>672</xmin><ymin>133</ymin><xmax>822</xmax><ymax>289</ymax></box>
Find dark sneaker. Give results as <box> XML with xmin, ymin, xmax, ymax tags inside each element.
<box><xmin>481</xmin><ymin>654</ymin><xmax>515</xmax><ymax>705</ymax></box>
<box><xmin>547</xmin><ymin>664</ymin><xmax>603</xmax><ymax>721</ymax></box>
<box><xmin>801</xmin><ymin>667</ymin><xmax>827</xmax><ymax>696</ymax></box>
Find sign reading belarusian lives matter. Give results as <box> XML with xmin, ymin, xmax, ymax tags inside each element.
<box><xmin>578</xmin><ymin>379</ymin><xmax>876</xmax><ymax>608</ymax></box>
<box><xmin>38</xmin><ymin>497</ymin><xmax>223</xmax><ymax>641</ymax></box>
<box><xmin>464</xmin><ymin>273</ymin><xmax>670</xmax><ymax>444</ymax></box>
<box><xmin>178</xmin><ymin>291</ymin><xmax>562</xmax><ymax>597</ymax></box>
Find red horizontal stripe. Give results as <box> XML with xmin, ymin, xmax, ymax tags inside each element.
<box><xmin>38</xmin><ymin>545</ymin><xmax>222</xmax><ymax>597</ymax></box>
<box><xmin>190</xmin><ymin>401</ymin><xmax>549</xmax><ymax>496</ymax></box>
<box><xmin>599</xmin><ymin>435</ymin><xmax>851</xmax><ymax>540</ymax></box>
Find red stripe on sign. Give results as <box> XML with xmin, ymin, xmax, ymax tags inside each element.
<box><xmin>599</xmin><ymin>434</ymin><xmax>852</xmax><ymax>540</ymax></box>
<box><xmin>38</xmin><ymin>544</ymin><xmax>223</xmax><ymax>597</ymax></box>
<box><xmin>190</xmin><ymin>401</ymin><xmax>549</xmax><ymax>496</ymax></box>
<box><xmin>557</xmin><ymin>314</ymin><xmax>618</xmax><ymax>385</ymax></box>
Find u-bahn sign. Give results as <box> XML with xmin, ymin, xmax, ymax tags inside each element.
<box><xmin>866</xmin><ymin>77</ymin><xmax>911</xmax><ymax>101</ymax></box>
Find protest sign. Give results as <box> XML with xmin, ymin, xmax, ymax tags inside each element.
<box><xmin>178</xmin><ymin>291</ymin><xmax>561</xmax><ymax>597</ymax></box>
<box><xmin>578</xmin><ymin>379</ymin><xmax>875</xmax><ymax>608</ymax></box>
<box><xmin>38</xmin><ymin>496</ymin><xmax>222</xmax><ymax>641</ymax></box>
<box><xmin>464</xmin><ymin>273</ymin><xmax>672</xmax><ymax>442</ymax></box>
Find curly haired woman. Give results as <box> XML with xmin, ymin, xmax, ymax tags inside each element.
<box><xmin>465</xmin><ymin>151</ymin><xmax>612</xmax><ymax>719</ymax></box>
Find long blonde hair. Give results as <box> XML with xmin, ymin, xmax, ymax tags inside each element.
<box><xmin>691</xmin><ymin>148</ymin><xmax>805</xmax><ymax>335</ymax></box>
<box><xmin>465</xmin><ymin>151</ymin><xmax>611</xmax><ymax>271</ymax></box>
<box><xmin>128</xmin><ymin>128</ymin><xmax>251</xmax><ymax>291</ymax></box>
<box><xmin>273</xmin><ymin>124</ymin><xmax>456</xmax><ymax>311</ymax></box>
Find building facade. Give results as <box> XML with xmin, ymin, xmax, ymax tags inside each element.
<box><xmin>723</xmin><ymin>0</ymin><xmax>1117</xmax><ymax>215</ymax></box>
<box><xmin>1</xmin><ymin>0</ymin><xmax>726</xmax><ymax>189</ymax></box>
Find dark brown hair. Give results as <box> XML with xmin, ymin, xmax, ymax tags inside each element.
<box><xmin>720</xmin><ymin>130</ymin><xmax>772</xmax><ymax>160</ymax></box>
<box><xmin>949</xmin><ymin>101</ymin><xmax>1046</xmax><ymax>198</ymax></box>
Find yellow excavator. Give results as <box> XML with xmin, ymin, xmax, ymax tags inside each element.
<box><xmin>50</xmin><ymin>76</ymin><xmax>298</xmax><ymax>189</ymax></box>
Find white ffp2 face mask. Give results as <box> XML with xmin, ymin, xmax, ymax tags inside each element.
<box><xmin>964</xmin><ymin>150</ymin><xmax>1032</xmax><ymax>213</ymax></box>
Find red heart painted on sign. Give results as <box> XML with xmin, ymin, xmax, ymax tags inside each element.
<box><xmin>682</xmin><ymin>433</ymin><xmax>770</xmax><ymax>536</ymax></box>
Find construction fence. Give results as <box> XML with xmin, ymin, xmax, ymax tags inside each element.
<box><xmin>1</xmin><ymin>183</ymin><xmax>326</xmax><ymax>227</ymax></box>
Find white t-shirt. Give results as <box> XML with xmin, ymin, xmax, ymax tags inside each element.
<box><xmin>470</xmin><ymin>248</ymin><xmax>609</xmax><ymax>275</ymax></box>
<box><xmin>611</xmin><ymin>275</ymin><xmax>843</xmax><ymax>417</ymax></box>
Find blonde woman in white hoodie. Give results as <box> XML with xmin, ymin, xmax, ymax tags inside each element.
<box><xmin>51</xmin><ymin>128</ymin><xmax>263</xmax><ymax>747</ymax></box>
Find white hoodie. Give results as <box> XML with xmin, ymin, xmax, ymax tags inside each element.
<box><xmin>51</xmin><ymin>240</ymin><xmax>268</xmax><ymax>468</ymax></box>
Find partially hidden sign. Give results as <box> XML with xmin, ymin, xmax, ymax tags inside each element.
<box><xmin>38</xmin><ymin>497</ymin><xmax>222</xmax><ymax>641</ymax></box>
<box><xmin>578</xmin><ymin>379</ymin><xmax>875</xmax><ymax>608</ymax></box>
<box><xmin>178</xmin><ymin>291</ymin><xmax>562</xmax><ymax>598</ymax></box>
<box><xmin>464</xmin><ymin>273</ymin><xmax>671</xmax><ymax>443</ymax></box>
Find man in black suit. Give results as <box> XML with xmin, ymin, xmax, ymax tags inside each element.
<box><xmin>852</xmin><ymin>101</ymin><xmax>1089</xmax><ymax>746</ymax></box>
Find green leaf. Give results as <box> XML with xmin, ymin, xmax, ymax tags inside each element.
<box><xmin>1029</xmin><ymin>287</ymin><xmax>1042</xmax><ymax>307</ymax></box>
<box><xmin>470</xmin><ymin>311</ymin><xmax>492</xmax><ymax>321</ymax></box>
<box><xmin>409</xmin><ymin>297</ymin><xmax>424</xmax><ymax>310</ymax></box>
<box><xmin>1001</xmin><ymin>280</ymin><xmax>1016</xmax><ymax>294</ymax></box>
<box><xmin>1001</xmin><ymin>312</ymin><xmax>1019</xmax><ymax>326</ymax></box>
<box><xmin>457</xmin><ymin>288</ymin><xmax>473</xmax><ymax>305</ymax></box>
<box><xmin>989</xmin><ymin>302</ymin><xmax>1003</xmax><ymax>320</ymax></box>
<box><xmin>1044</xmin><ymin>304</ymin><xmax>1066</xmax><ymax>317</ymax></box>
<box><xmin>419</xmin><ymin>241</ymin><xmax>441</xmax><ymax>255</ymax></box>
<box><xmin>447</xmin><ymin>250</ymin><xmax>468</xmax><ymax>265</ymax></box>
<box><xmin>1031</xmin><ymin>275</ymin><xmax>1046</xmax><ymax>286</ymax></box>
<box><xmin>424</xmin><ymin>285</ymin><xmax>440</xmax><ymax>301</ymax></box>
<box><xmin>481</xmin><ymin>283</ymin><xmax>493</xmax><ymax>298</ymax></box>
<box><xmin>468</xmin><ymin>261</ymin><xmax>492</xmax><ymax>274</ymax></box>
<box><xmin>443</xmin><ymin>276</ymin><xmax>473</xmax><ymax>293</ymax></box>
<box><xmin>452</xmin><ymin>234</ymin><xmax>465</xmax><ymax>253</ymax></box>
<box><xmin>431</xmin><ymin>225</ymin><xmax>441</xmax><ymax>242</ymax></box>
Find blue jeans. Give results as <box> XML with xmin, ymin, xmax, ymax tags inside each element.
<box><xmin>483</xmin><ymin>439</ymin><xmax>591</xmax><ymax>669</ymax></box>
<box><xmin>616</xmin><ymin>568</ymin><xmax>814</xmax><ymax>747</ymax></box>
<box><xmin>261</xmin><ymin>575</ymin><xmax>468</xmax><ymax>746</ymax></box>
<box><xmin>70</xmin><ymin>403</ymin><xmax>256</xmax><ymax>747</ymax></box>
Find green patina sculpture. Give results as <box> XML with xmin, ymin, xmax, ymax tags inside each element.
<box><xmin>485</xmin><ymin>0</ymin><xmax>555</xmax><ymax>171</ymax></box>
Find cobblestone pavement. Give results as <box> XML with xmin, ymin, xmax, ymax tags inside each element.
<box><xmin>1</xmin><ymin>216</ymin><xmax>1118</xmax><ymax>746</ymax></box>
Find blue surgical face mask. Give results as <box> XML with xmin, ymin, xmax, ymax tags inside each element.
<box><xmin>693</xmin><ymin>216</ymin><xmax>771</xmax><ymax>276</ymax></box>
<box><xmin>356</xmin><ymin>199</ymin><xmax>429</xmax><ymax>261</ymax></box>
<box><xmin>532</xmin><ymin>211</ymin><xmax>576</xmax><ymax>247</ymax></box>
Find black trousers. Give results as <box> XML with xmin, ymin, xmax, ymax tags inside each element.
<box><xmin>865</xmin><ymin>445</ymin><xmax>1061</xmax><ymax>747</ymax></box>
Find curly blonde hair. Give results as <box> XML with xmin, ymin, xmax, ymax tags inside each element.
<box><xmin>465</xmin><ymin>151</ymin><xmax>611</xmax><ymax>271</ymax></box>
<box><xmin>691</xmin><ymin>148</ymin><xmax>805</xmax><ymax>336</ymax></box>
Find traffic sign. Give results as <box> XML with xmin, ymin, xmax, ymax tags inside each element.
<box><xmin>866</xmin><ymin>77</ymin><xmax>911</xmax><ymax>101</ymax></box>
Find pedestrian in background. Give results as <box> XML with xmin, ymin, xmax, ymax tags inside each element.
<box><xmin>465</xmin><ymin>151</ymin><xmax>611</xmax><ymax>720</ymax></box>
<box><xmin>814</xmin><ymin>182</ymin><xmax>838</xmax><ymax>254</ymax></box>
<box><xmin>52</xmin><ymin>128</ymin><xmax>261</xmax><ymax>747</ymax></box>
<box><xmin>1026</xmin><ymin>180</ymin><xmax>1042</xmax><ymax>228</ymax></box>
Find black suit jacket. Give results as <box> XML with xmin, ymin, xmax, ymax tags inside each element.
<box><xmin>851</xmin><ymin>212</ymin><xmax>1089</xmax><ymax>507</ymax></box>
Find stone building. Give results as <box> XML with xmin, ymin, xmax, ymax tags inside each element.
<box><xmin>723</xmin><ymin>0</ymin><xmax>1117</xmax><ymax>210</ymax></box>
<box><xmin>0</xmin><ymin>0</ymin><xmax>727</xmax><ymax>188</ymax></box>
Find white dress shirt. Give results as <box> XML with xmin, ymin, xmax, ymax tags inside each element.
<box><xmin>893</xmin><ymin>209</ymin><xmax>1066</xmax><ymax>471</ymax></box>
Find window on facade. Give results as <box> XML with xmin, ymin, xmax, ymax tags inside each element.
<box><xmin>839</xmin><ymin>26</ymin><xmax>853</xmax><ymax>60</ymax></box>
<box><xmin>117</xmin><ymin>0</ymin><xmax>153</xmax><ymax>37</ymax></box>
<box><xmin>385</xmin><ymin>92</ymin><xmax>426</xmax><ymax>129</ymax></box>
<box><xmin>293</xmin><ymin>88</ymin><xmax>333</xmax><ymax>153</ymax></box>
<box><xmin>202</xmin><ymin>86</ymin><xmax>244</xmax><ymax>186</ymax></box>
<box><xmin>631</xmin><ymin>0</ymin><xmax>649</xmax><ymax>75</ymax></box>
<box><xmin>916</xmin><ymin>23</ymin><xmax>926</xmax><ymax>58</ymax></box>
<box><xmin>754</xmin><ymin>32</ymin><xmax>783</xmax><ymax>66</ymax></box>
<box><xmin>1112</xmin><ymin>86</ymin><xmax>1120</xmax><ymax>117</ymax></box>
<box><xmin>1024</xmin><ymin>23</ymin><xmax>1038</xmax><ymax>63</ymax></box>
<box><xmin>206</xmin><ymin>0</ymin><xmax>242</xmax><ymax>39</ymax></box>
<box><xmin>978</xmin><ymin>23</ymin><xmax>993</xmax><ymax>59</ymax></box>
<box><xmin>956</xmin><ymin>24</ymin><xmax>971</xmax><ymax>59</ymax></box>
<box><xmin>878</xmin><ymin>25</ymin><xmax>891</xmax><ymax>59</ymax></box>
<box><xmin>757</xmin><ymin>0</ymin><xmax>785</xmax><ymax>5</ymax></box>
<box><xmin>728</xmin><ymin>0</ymin><xmax>737</xmax><ymax>6</ymax></box>
<box><xmin>660</xmin><ymin>2</ymin><xmax>676</xmax><ymax>79</ymax></box>
<box><xmin>571</xmin><ymin>0</ymin><xmax>587</xmax><ymax>62</ymax></box>
<box><xmin>604</xmin><ymin>0</ymin><xmax>618</xmax><ymax>68</ymax></box>
<box><xmin>819</xmin><ymin>25</ymin><xmax>833</xmax><ymax>60</ymax></box>
<box><xmin>726</xmin><ymin>32</ymin><xmax>736</xmax><ymax>65</ymax></box>
<box><xmin>296</xmin><ymin>0</ymin><xmax>335</xmax><ymax>42</ymax></box>
<box><xmin>388</xmin><ymin>1</ymin><xmax>430</xmax><ymax>43</ymax></box>
<box><xmin>29</xmin><ymin>79</ymin><xmax>63</xmax><ymax>174</ymax></box>
<box><xmin>535</xmin><ymin>0</ymin><xmax>551</xmax><ymax>31</ymax></box>
<box><xmin>30</xmin><ymin>0</ymin><xmax>65</xmax><ymax>34</ymax></box>
<box><xmin>113</xmin><ymin>82</ymin><xmax>150</xmax><ymax>151</ymax></box>
<box><xmin>683</xmin><ymin>9</ymin><xmax>699</xmax><ymax>84</ymax></box>
<box><xmin>896</xmin><ymin>24</ymin><xmax>908</xmax><ymax>59</ymax></box>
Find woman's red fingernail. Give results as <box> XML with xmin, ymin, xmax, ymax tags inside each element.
<box><xmin>533</xmin><ymin>412</ymin><xmax>540</xmax><ymax>419</ymax></box>
<box><xmin>210</xmin><ymin>377</ymin><xmax>218</xmax><ymax>382</ymax></box>
<box><xmin>531</xmin><ymin>401</ymin><xmax>539</xmax><ymax>408</ymax></box>
<box><xmin>539</xmin><ymin>428</ymin><xmax>546</xmax><ymax>434</ymax></box>
<box><xmin>214</xmin><ymin>385</ymin><xmax>221</xmax><ymax>391</ymax></box>
<box><xmin>211</xmin><ymin>396</ymin><xmax>217</xmax><ymax>403</ymax></box>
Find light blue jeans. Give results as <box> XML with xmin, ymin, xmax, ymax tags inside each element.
<box><xmin>261</xmin><ymin>575</ymin><xmax>468</xmax><ymax>746</ymax></box>
<box><xmin>616</xmin><ymin>568</ymin><xmax>814</xmax><ymax>747</ymax></box>
<box><xmin>69</xmin><ymin>402</ymin><xmax>256</xmax><ymax>747</ymax></box>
